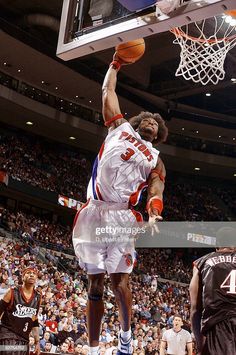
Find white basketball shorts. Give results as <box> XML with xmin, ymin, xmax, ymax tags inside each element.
<box><xmin>72</xmin><ymin>199</ymin><xmax>140</xmax><ymax>274</ymax></box>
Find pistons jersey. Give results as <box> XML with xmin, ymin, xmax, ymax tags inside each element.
<box><xmin>87</xmin><ymin>121</ymin><xmax>159</xmax><ymax>206</ymax></box>
<box><xmin>1</xmin><ymin>287</ymin><xmax>41</xmax><ymax>340</ymax></box>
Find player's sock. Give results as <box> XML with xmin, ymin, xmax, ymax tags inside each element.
<box><xmin>89</xmin><ymin>346</ymin><xmax>100</xmax><ymax>355</ymax></box>
<box><xmin>120</xmin><ymin>328</ymin><xmax>132</xmax><ymax>342</ymax></box>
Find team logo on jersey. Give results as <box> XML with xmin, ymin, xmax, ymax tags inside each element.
<box><xmin>125</xmin><ymin>254</ymin><xmax>133</xmax><ymax>267</ymax></box>
<box><xmin>13</xmin><ymin>304</ymin><xmax>37</xmax><ymax>318</ymax></box>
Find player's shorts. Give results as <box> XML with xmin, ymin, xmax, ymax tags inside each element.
<box><xmin>0</xmin><ymin>326</ymin><xmax>29</xmax><ymax>355</ymax></box>
<box><xmin>72</xmin><ymin>199</ymin><xmax>141</xmax><ymax>274</ymax></box>
<box><xmin>202</xmin><ymin>317</ymin><xmax>236</xmax><ymax>355</ymax></box>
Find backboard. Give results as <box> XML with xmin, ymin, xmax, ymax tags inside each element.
<box><xmin>57</xmin><ymin>0</ymin><xmax>236</xmax><ymax>61</ymax></box>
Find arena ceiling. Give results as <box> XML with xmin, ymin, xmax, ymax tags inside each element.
<box><xmin>0</xmin><ymin>0</ymin><xmax>236</xmax><ymax>180</ymax></box>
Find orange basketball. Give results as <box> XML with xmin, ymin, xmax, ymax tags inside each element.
<box><xmin>224</xmin><ymin>9</ymin><xmax>236</xmax><ymax>17</ymax></box>
<box><xmin>116</xmin><ymin>38</ymin><xmax>145</xmax><ymax>63</ymax></box>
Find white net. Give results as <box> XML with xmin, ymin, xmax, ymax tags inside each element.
<box><xmin>171</xmin><ymin>15</ymin><xmax>236</xmax><ymax>85</ymax></box>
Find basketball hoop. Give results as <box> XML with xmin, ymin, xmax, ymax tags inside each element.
<box><xmin>170</xmin><ymin>11</ymin><xmax>236</xmax><ymax>85</ymax></box>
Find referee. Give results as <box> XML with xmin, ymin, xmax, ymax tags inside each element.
<box><xmin>160</xmin><ymin>314</ymin><xmax>192</xmax><ymax>355</ymax></box>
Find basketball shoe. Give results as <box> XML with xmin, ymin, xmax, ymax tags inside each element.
<box><xmin>117</xmin><ymin>332</ymin><xmax>133</xmax><ymax>355</ymax></box>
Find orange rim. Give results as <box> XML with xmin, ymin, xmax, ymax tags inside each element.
<box><xmin>170</xmin><ymin>27</ymin><xmax>236</xmax><ymax>44</ymax></box>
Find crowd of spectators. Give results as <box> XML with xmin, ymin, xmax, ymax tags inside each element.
<box><xmin>0</xmin><ymin>208</ymin><xmax>197</xmax><ymax>284</ymax></box>
<box><xmin>0</xmin><ymin>209</ymin><xmax>73</xmax><ymax>255</ymax></box>
<box><xmin>1</xmin><ymin>70</ymin><xmax>236</xmax><ymax>159</ymax></box>
<box><xmin>0</xmin><ymin>130</ymin><xmax>91</xmax><ymax>201</ymax></box>
<box><xmin>0</xmin><ymin>235</ymin><xmax>196</xmax><ymax>355</ymax></box>
<box><xmin>166</xmin><ymin>134</ymin><xmax>236</xmax><ymax>158</ymax></box>
<box><xmin>163</xmin><ymin>181</ymin><xmax>228</xmax><ymax>221</ymax></box>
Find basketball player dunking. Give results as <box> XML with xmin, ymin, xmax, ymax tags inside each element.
<box><xmin>190</xmin><ymin>227</ymin><xmax>236</xmax><ymax>355</ymax></box>
<box><xmin>0</xmin><ymin>267</ymin><xmax>41</xmax><ymax>355</ymax></box>
<box><xmin>73</xmin><ymin>54</ymin><xmax>168</xmax><ymax>355</ymax></box>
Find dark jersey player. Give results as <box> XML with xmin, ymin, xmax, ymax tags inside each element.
<box><xmin>190</xmin><ymin>228</ymin><xmax>236</xmax><ymax>355</ymax></box>
<box><xmin>0</xmin><ymin>267</ymin><xmax>41</xmax><ymax>355</ymax></box>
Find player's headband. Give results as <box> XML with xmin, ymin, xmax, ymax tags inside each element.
<box><xmin>22</xmin><ymin>267</ymin><xmax>38</xmax><ymax>276</ymax></box>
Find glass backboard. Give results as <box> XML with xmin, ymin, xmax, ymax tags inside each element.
<box><xmin>57</xmin><ymin>0</ymin><xmax>236</xmax><ymax>61</ymax></box>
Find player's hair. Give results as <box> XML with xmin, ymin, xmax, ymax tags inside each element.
<box><xmin>173</xmin><ymin>314</ymin><xmax>183</xmax><ymax>321</ymax></box>
<box><xmin>129</xmin><ymin>111</ymin><xmax>168</xmax><ymax>145</ymax></box>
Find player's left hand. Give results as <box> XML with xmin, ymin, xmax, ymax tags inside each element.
<box><xmin>34</xmin><ymin>342</ymin><xmax>40</xmax><ymax>355</ymax></box>
<box><xmin>148</xmin><ymin>209</ymin><xmax>163</xmax><ymax>237</ymax></box>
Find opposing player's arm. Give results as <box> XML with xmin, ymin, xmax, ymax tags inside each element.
<box><xmin>146</xmin><ymin>157</ymin><xmax>166</xmax><ymax>220</ymax></box>
<box><xmin>102</xmin><ymin>55</ymin><xmax>127</xmax><ymax>130</ymax></box>
<box><xmin>189</xmin><ymin>266</ymin><xmax>205</xmax><ymax>354</ymax></box>
<box><xmin>0</xmin><ymin>288</ymin><xmax>12</xmax><ymax>319</ymax></box>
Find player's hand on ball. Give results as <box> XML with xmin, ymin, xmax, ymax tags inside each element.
<box><xmin>113</xmin><ymin>52</ymin><xmax>132</xmax><ymax>66</ymax></box>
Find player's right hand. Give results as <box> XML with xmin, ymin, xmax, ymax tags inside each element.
<box><xmin>113</xmin><ymin>52</ymin><xmax>132</xmax><ymax>66</ymax></box>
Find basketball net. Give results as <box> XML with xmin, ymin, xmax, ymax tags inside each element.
<box><xmin>170</xmin><ymin>14</ymin><xmax>236</xmax><ymax>85</ymax></box>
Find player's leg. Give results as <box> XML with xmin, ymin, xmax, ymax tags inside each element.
<box><xmin>110</xmin><ymin>273</ymin><xmax>133</xmax><ymax>354</ymax></box>
<box><xmin>87</xmin><ymin>273</ymin><xmax>105</xmax><ymax>353</ymax></box>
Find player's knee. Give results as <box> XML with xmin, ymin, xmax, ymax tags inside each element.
<box><xmin>88</xmin><ymin>278</ymin><xmax>104</xmax><ymax>300</ymax></box>
<box><xmin>112</xmin><ymin>279</ymin><xmax>130</xmax><ymax>299</ymax></box>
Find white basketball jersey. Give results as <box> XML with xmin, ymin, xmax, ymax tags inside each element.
<box><xmin>87</xmin><ymin>122</ymin><xmax>159</xmax><ymax>204</ymax></box>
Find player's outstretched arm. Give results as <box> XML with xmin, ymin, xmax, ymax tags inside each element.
<box><xmin>189</xmin><ymin>266</ymin><xmax>205</xmax><ymax>354</ymax></box>
<box><xmin>0</xmin><ymin>288</ymin><xmax>12</xmax><ymax>319</ymax></box>
<box><xmin>102</xmin><ymin>54</ymin><xmax>127</xmax><ymax>130</ymax></box>
<box><xmin>147</xmin><ymin>157</ymin><xmax>166</xmax><ymax>223</ymax></box>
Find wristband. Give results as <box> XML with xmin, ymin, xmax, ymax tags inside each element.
<box><xmin>105</xmin><ymin>114</ymin><xmax>124</xmax><ymax>127</ymax></box>
<box><xmin>110</xmin><ymin>60</ymin><xmax>121</xmax><ymax>71</ymax></box>
<box><xmin>146</xmin><ymin>197</ymin><xmax>163</xmax><ymax>215</ymax></box>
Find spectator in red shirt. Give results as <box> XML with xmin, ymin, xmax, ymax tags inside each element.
<box><xmin>45</xmin><ymin>314</ymin><xmax>58</xmax><ymax>345</ymax></box>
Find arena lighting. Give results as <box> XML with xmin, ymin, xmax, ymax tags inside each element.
<box><xmin>17</xmin><ymin>69</ymin><xmax>21</xmax><ymax>73</ymax></box>
<box><xmin>196</xmin><ymin>130</ymin><xmax>199</xmax><ymax>133</ymax></box>
<box><xmin>89</xmin><ymin>100</ymin><xmax>92</xmax><ymax>103</ymax></box>
<box><xmin>218</xmin><ymin>135</ymin><xmax>221</xmax><ymax>138</ymax></box>
<box><xmin>231</xmin><ymin>78</ymin><xmax>236</xmax><ymax>82</ymax></box>
<box><xmin>75</xmin><ymin>95</ymin><xmax>79</xmax><ymax>98</ymax></box>
<box><xmin>181</xmin><ymin>127</ymin><xmax>185</xmax><ymax>131</ymax></box>
<box><xmin>55</xmin><ymin>86</ymin><xmax>58</xmax><ymax>90</ymax></box>
<box><xmin>26</xmin><ymin>121</ymin><xmax>33</xmax><ymax>125</ymax></box>
<box><xmin>205</xmin><ymin>93</ymin><xmax>211</xmax><ymax>96</ymax></box>
<box><xmin>234</xmin><ymin>173</ymin><xmax>236</xmax><ymax>177</ymax></box>
<box><xmin>41</xmin><ymin>80</ymin><xmax>45</xmax><ymax>84</ymax></box>
<box><xmin>194</xmin><ymin>167</ymin><xmax>200</xmax><ymax>171</ymax></box>
<box><xmin>69</xmin><ymin>136</ymin><xmax>76</xmax><ymax>140</ymax></box>
<box><xmin>233</xmin><ymin>138</ymin><xmax>236</xmax><ymax>141</ymax></box>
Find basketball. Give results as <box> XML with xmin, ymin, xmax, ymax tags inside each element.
<box><xmin>116</xmin><ymin>38</ymin><xmax>145</xmax><ymax>63</ymax></box>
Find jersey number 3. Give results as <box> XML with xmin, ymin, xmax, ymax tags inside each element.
<box><xmin>23</xmin><ymin>322</ymin><xmax>29</xmax><ymax>332</ymax></box>
<box><xmin>220</xmin><ymin>270</ymin><xmax>236</xmax><ymax>294</ymax></box>
<box><xmin>121</xmin><ymin>148</ymin><xmax>135</xmax><ymax>161</ymax></box>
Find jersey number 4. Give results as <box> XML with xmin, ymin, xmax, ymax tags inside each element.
<box><xmin>220</xmin><ymin>270</ymin><xmax>236</xmax><ymax>294</ymax></box>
